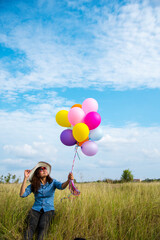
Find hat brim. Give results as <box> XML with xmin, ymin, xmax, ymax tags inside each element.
<box><xmin>28</xmin><ymin>161</ymin><xmax>51</xmax><ymax>182</ymax></box>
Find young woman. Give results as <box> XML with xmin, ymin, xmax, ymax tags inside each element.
<box><xmin>20</xmin><ymin>161</ymin><xmax>74</xmax><ymax>240</ymax></box>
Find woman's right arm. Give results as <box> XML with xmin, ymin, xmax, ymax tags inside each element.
<box><xmin>20</xmin><ymin>170</ymin><xmax>31</xmax><ymax>197</ymax></box>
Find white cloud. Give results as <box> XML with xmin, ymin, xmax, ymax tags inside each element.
<box><xmin>3</xmin><ymin>144</ymin><xmax>37</xmax><ymax>157</ymax></box>
<box><xmin>3</xmin><ymin>142</ymin><xmax>57</xmax><ymax>159</ymax></box>
<box><xmin>1</xmin><ymin>158</ymin><xmax>28</xmax><ymax>165</ymax></box>
<box><xmin>142</xmin><ymin>148</ymin><xmax>160</xmax><ymax>159</ymax></box>
<box><xmin>100</xmin><ymin>134</ymin><xmax>137</xmax><ymax>144</ymax></box>
<box><xmin>1</xmin><ymin>106</ymin><xmax>160</xmax><ymax>181</ymax></box>
<box><xmin>0</xmin><ymin>0</ymin><xmax>160</xmax><ymax>97</ymax></box>
<box><xmin>97</xmin><ymin>125</ymin><xmax>160</xmax><ymax>170</ymax></box>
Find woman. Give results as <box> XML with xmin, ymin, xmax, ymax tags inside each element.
<box><xmin>20</xmin><ymin>161</ymin><xmax>74</xmax><ymax>240</ymax></box>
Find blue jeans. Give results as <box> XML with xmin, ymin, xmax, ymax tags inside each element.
<box><xmin>24</xmin><ymin>208</ymin><xmax>55</xmax><ymax>240</ymax></box>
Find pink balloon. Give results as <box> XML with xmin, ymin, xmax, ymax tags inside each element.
<box><xmin>82</xmin><ymin>98</ymin><xmax>98</xmax><ymax>114</ymax></box>
<box><xmin>68</xmin><ymin>107</ymin><xmax>85</xmax><ymax>126</ymax></box>
<box><xmin>84</xmin><ymin>112</ymin><xmax>101</xmax><ymax>130</ymax></box>
<box><xmin>81</xmin><ymin>141</ymin><xmax>98</xmax><ymax>156</ymax></box>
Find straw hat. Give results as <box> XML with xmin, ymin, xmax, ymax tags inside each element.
<box><xmin>28</xmin><ymin>161</ymin><xmax>51</xmax><ymax>182</ymax></box>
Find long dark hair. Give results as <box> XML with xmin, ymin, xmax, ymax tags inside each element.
<box><xmin>31</xmin><ymin>167</ymin><xmax>53</xmax><ymax>193</ymax></box>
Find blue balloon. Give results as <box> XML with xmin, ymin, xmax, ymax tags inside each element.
<box><xmin>89</xmin><ymin>127</ymin><xmax>103</xmax><ymax>141</ymax></box>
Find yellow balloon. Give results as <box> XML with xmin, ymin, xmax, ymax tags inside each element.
<box><xmin>55</xmin><ymin>110</ymin><xmax>71</xmax><ymax>127</ymax></box>
<box><xmin>73</xmin><ymin>123</ymin><xmax>89</xmax><ymax>142</ymax></box>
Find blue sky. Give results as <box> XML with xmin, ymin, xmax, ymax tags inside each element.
<box><xmin>0</xmin><ymin>0</ymin><xmax>160</xmax><ymax>182</ymax></box>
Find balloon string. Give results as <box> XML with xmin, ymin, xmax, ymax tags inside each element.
<box><xmin>60</xmin><ymin>145</ymin><xmax>80</xmax><ymax>202</ymax></box>
<box><xmin>69</xmin><ymin>146</ymin><xmax>80</xmax><ymax>196</ymax></box>
<box><xmin>71</xmin><ymin>145</ymin><xmax>79</xmax><ymax>173</ymax></box>
<box><xmin>69</xmin><ymin>179</ymin><xmax>80</xmax><ymax>196</ymax></box>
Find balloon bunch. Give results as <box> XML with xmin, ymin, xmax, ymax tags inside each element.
<box><xmin>56</xmin><ymin>98</ymin><xmax>103</xmax><ymax>156</ymax></box>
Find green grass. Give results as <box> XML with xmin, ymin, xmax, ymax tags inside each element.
<box><xmin>1</xmin><ymin>182</ymin><xmax>160</xmax><ymax>240</ymax></box>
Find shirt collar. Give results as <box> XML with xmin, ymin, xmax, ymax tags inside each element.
<box><xmin>40</xmin><ymin>181</ymin><xmax>49</xmax><ymax>186</ymax></box>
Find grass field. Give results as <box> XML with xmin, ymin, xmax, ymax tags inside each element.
<box><xmin>1</xmin><ymin>182</ymin><xmax>160</xmax><ymax>240</ymax></box>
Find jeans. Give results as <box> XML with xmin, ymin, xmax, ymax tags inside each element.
<box><xmin>24</xmin><ymin>208</ymin><xmax>55</xmax><ymax>240</ymax></box>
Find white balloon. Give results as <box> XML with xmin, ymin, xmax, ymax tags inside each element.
<box><xmin>89</xmin><ymin>127</ymin><xmax>103</xmax><ymax>141</ymax></box>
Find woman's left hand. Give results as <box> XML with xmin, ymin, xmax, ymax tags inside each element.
<box><xmin>68</xmin><ymin>173</ymin><xmax>74</xmax><ymax>181</ymax></box>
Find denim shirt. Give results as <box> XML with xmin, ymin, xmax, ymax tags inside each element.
<box><xmin>20</xmin><ymin>179</ymin><xmax>64</xmax><ymax>212</ymax></box>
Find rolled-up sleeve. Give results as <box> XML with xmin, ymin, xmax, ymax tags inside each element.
<box><xmin>53</xmin><ymin>179</ymin><xmax>63</xmax><ymax>190</ymax></box>
<box><xmin>20</xmin><ymin>184</ymin><xmax>32</xmax><ymax>198</ymax></box>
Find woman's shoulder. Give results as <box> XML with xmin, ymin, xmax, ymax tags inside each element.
<box><xmin>51</xmin><ymin>179</ymin><xmax>60</xmax><ymax>185</ymax></box>
<box><xmin>26</xmin><ymin>183</ymin><xmax>32</xmax><ymax>188</ymax></box>
<box><xmin>52</xmin><ymin>179</ymin><xmax>61</xmax><ymax>183</ymax></box>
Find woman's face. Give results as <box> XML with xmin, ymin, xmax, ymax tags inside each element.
<box><xmin>38</xmin><ymin>167</ymin><xmax>48</xmax><ymax>178</ymax></box>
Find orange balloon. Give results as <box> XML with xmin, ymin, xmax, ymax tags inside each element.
<box><xmin>77</xmin><ymin>137</ymin><xmax>89</xmax><ymax>147</ymax></box>
<box><xmin>71</xmin><ymin>104</ymin><xmax>82</xmax><ymax>109</ymax></box>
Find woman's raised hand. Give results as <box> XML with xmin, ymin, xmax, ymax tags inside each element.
<box><xmin>24</xmin><ymin>170</ymin><xmax>31</xmax><ymax>179</ymax></box>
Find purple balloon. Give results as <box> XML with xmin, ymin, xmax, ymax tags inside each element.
<box><xmin>60</xmin><ymin>129</ymin><xmax>76</xmax><ymax>146</ymax></box>
<box><xmin>84</xmin><ymin>112</ymin><xmax>101</xmax><ymax>130</ymax></box>
<box><xmin>81</xmin><ymin>141</ymin><xmax>98</xmax><ymax>156</ymax></box>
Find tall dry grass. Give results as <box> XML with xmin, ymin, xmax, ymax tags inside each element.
<box><xmin>1</xmin><ymin>182</ymin><xmax>160</xmax><ymax>240</ymax></box>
